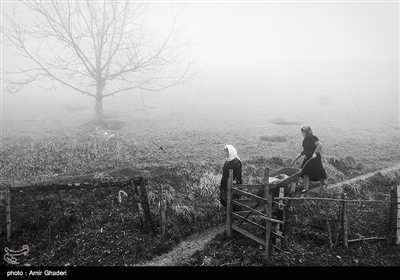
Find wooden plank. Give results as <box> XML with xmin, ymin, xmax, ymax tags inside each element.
<box><xmin>271</xmin><ymin>244</ymin><xmax>282</xmax><ymax>251</ymax></box>
<box><xmin>234</xmin><ymin>210</ymin><xmax>253</xmax><ymax>217</ymax></box>
<box><xmin>232</xmin><ymin>187</ymin><xmax>269</xmax><ymax>203</ymax></box>
<box><xmin>265</xmin><ymin>195</ymin><xmax>272</xmax><ymax>259</ymax></box>
<box><xmin>235</xmin><ymin>208</ymin><xmax>260</xmax><ymax>227</ymax></box>
<box><xmin>226</xmin><ymin>169</ymin><xmax>233</xmax><ymax>238</ymax></box>
<box><xmin>277</xmin><ymin>187</ymin><xmax>285</xmax><ymax>211</ymax></box>
<box><xmin>275</xmin><ymin>187</ymin><xmax>284</xmax><ymax>249</ymax></box>
<box><xmin>275</xmin><ymin>196</ymin><xmax>399</xmax><ymax>204</ymax></box>
<box><xmin>256</xmin><ymin>215</ymin><xmax>285</xmax><ymax>224</ymax></box>
<box><xmin>272</xmin><ymin>201</ymin><xmax>285</xmax><ymax>208</ymax></box>
<box><xmin>232</xmin><ymin>224</ymin><xmax>266</xmax><ymax>246</ymax></box>
<box><xmin>10</xmin><ymin>180</ymin><xmax>132</xmax><ymax>193</ymax></box>
<box><xmin>235</xmin><ymin>199</ymin><xmax>259</xmax><ymax>206</ymax></box>
<box><xmin>271</xmin><ymin>230</ymin><xmax>285</xmax><ymax>239</ymax></box>
<box><xmin>264</xmin><ymin>168</ymin><xmax>272</xmax><ymax>259</ymax></box>
<box><xmin>280</xmin><ymin>186</ymin><xmax>288</xmax><ymax>249</ymax></box>
<box><xmin>232</xmin><ymin>212</ymin><xmax>266</xmax><ymax>231</ymax></box>
<box><xmin>6</xmin><ymin>184</ymin><xmax>11</xmax><ymax>242</ymax></box>
<box><xmin>235</xmin><ymin>184</ymin><xmax>264</xmax><ymax>190</ymax></box>
<box><xmin>283</xmin><ymin>199</ymin><xmax>291</xmax><ymax>247</ymax></box>
<box><xmin>233</xmin><ymin>200</ymin><xmax>284</xmax><ymax>224</ymax></box>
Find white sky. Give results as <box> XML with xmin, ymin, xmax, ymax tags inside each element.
<box><xmin>162</xmin><ymin>1</ymin><xmax>399</xmax><ymax>63</ymax></box>
<box><xmin>1</xmin><ymin>0</ymin><xmax>399</xmax><ymax>113</ymax></box>
<box><xmin>146</xmin><ymin>1</ymin><xmax>399</xmax><ymax>102</ymax></box>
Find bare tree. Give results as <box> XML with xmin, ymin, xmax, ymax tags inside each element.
<box><xmin>1</xmin><ymin>0</ymin><xmax>197</xmax><ymax>124</ymax></box>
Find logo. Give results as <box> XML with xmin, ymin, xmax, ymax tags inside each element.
<box><xmin>4</xmin><ymin>245</ymin><xmax>29</xmax><ymax>265</ymax></box>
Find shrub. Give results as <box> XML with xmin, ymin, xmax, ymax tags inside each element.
<box><xmin>268</xmin><ymin>118</ymin><xmax>301</xmax><ymax>125</ymax></box>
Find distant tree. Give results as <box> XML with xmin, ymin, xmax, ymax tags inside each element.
<box><xmin>1</xmin><ymin>0</ymin><xmax>197</xmax><ymax>124</ymax></box>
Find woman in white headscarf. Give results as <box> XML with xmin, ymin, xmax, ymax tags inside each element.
<box><xmin>219</xmin><ymin>145</ymin><xmax>242</xmax><ymax>208</ymax></box>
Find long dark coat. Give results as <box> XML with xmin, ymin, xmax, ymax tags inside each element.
<box><xmin>300</xmin><ymin>135</ymin><xmax>327</xmax><ymax>181</ymax></box>
<box><xmin>219</xmin><ymin>157</ymin><xmax>242</xmax><ymax>208</ymax></box>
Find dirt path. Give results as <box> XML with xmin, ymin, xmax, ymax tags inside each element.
<box><xmin>135</xmin><ymin>224</ymin><xmax>225</xmax><ymax>266</ymax></box>
<box><xmin>310</xmin><ymin>163</ymin><xmax>400</xmax><ymax>193</ymax></box>
<box><xmin>137</xmin><ymin>164</ymin><xmax>400</xmax><ymax>266</ymax></box>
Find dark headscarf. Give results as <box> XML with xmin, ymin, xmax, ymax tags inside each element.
<box><xmin>301</xmin><ymin>126</ymin><xmax>313</xmax><ymax>137</ymax></box>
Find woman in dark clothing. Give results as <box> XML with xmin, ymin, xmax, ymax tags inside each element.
<box><xmin>219</xmin><ymin>145</ymin><xmax>242</xmax><ymax>208</ymax></box>
<box><xmin>297</xmin><ymin>126</ymin><xmax>327</xmax><ymax>193</ymax></box>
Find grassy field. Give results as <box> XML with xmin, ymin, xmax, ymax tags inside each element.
<box><xmin>1</xmin><ymin>90</ymin><xmax>399</xmax><ymax>268</ymax></box>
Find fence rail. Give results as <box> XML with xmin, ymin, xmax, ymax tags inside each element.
<box><xmin>274</xmin><ymin>196</ymin><xmax>400</xmax><ymax>204</ymax></box>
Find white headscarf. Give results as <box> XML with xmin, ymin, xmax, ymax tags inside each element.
<box><xmin>225</xmin><ymin>145</ymin><xmax>241</xmax><ymax>161</ymax></box>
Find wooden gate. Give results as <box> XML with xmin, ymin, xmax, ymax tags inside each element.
<box><xmin>226</xmin><ymin>168</ymin><xmax>287</xmax><ymax>259</ymax></box>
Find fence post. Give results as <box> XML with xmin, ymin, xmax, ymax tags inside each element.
<box><xmin>389</xmin><ymin>186</ymin><xmax>395</xmax><ymax>244</ymax></box>
<box><xmin>334</xmin><ymin>202</ymin><xmax>341</xmax><ymax>249</ymax></box>
<box><xmin>130</xmin><ymin>179</ymin><xmax>144</xmax><ymax>228</ymax></box>
<box><xmin>139</xmin><ymin>177</ymin><xmax>154</xmax><ymax>234</ymax></box>
<box><xmin>159</xmin><ymin>184</ymin><xmax>166</xmax><ymax>238</ymax></box>
<box><xmin>54</xmin><ymin>188</ymin><xmax>65</xmax><ymax>220</ymax></box>
<box><xmin>283</xmin><ymin>198</ymin><xmax>291</xmax><ymax>249</ymax></box>
<box><xmin>394</xmin><ymin>186</ymin><xmax>400</xmax><ymax>245</ymax></box>
<box><xmin>275</xmin><ymin>186</ymin><xmax>285</xmax><ymax>249</ymax></box>
<box><xmin>226</xmin><ymin>169</ymin><xmax>233</xmax><ymax>238</ymax></box>
<box><xmin>264</xmin><ymin>168</ymin><xmax>272</xmax><ymax>259</ymax></box>
<box><xmin>6</xmin><ymin>184</ymin><xmax>11</xmax><ymax>242</ymax></box>
<box><xmin>341</xmin><ymin>193</ymin><xmax>348</xmax><ymax>249</ymax></box>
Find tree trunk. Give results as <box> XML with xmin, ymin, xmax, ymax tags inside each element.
<box><xmin>94</xmin><ymin>97</ymin><xmax>104</xmax><ymax>125</ymax></box>
<box><xmin>94</xmin><ymin>78</ymin><xmax>104</xmax><ymax>125</ymax></box>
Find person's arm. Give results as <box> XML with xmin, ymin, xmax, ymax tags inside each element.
<box><xmin>233</xmin><ymin>161</ymin><xmax>242</xmax><ymax>184</ymax></box>
<box><xmin>313</xmin><ymin>140</ymin><xmax>322</xmax><ymax>157</ymax></box>
<box><xmin>297</xmin><ymin>150</ymin><xmax>305</xmax><ymax>158</ymax></box>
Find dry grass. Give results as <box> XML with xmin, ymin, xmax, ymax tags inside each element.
<box><xmin>259</xmin><ymin>135</ymin><xmax>287</xmax><ymax>142</ymax></box>
<box><xmin>1</xmin><ymin>92</ymin><xmax>399</xmax><ymax>266</ymax></box>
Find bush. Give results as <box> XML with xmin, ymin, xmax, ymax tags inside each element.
<box><xmin>268</xmin><ymin>118</ymin><xmax>301</xmax><ymax>125</ymax></box>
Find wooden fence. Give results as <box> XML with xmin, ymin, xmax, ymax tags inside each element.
<box><xmin>226</xmin><ymin>168</ymin><xmax>288</xmax><ymax>259</ymax></box>
<box><xmin>4</xmin><ymin>176</ymin><xmax>153</xmax><ymax>242</ymax></box>
<box><xmin>225</xmin><ymin>167</ymin><xmax>400</xmax><ymax>259</ymax></box>
<box><xmin>276</xmin><ymin>185</ymin><xmax>400</xmax><ymax>247</ymax></box>
<box><xmin>390</xmin><ymin>185</ymin><xmax>400</xmax><ymax>245</ymax></box>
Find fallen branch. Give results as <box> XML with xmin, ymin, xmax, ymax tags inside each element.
<box><xmin>152</xmin><ymin>141</ymin><xmax>167</xmax><ymax>153</ymax></box>
<box><xmin>348</xmin><ymin>237</ymin><xmax>387</xmax><ymax>244</ymax></box>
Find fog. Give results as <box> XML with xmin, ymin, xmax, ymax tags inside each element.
<box><xmin>1</xmin><ymin>1</ymin><xmax>399</xmax><ymax>140</ymax></box>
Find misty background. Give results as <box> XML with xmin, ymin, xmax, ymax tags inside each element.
<box><xmin>1</xmin><ymin>1</ymin><xmax>399</xmax><ymax>149</ymax></box>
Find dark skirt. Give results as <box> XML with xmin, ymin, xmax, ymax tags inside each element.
<box><xmin>220</xmin><ymin>189</ymin><xmax>242</xmax><ymax>211</ymax></box>
<box><xmin>300</xmin><ymin>154</ymin><xmax>327</xmax><ymax>181</ymax></box>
